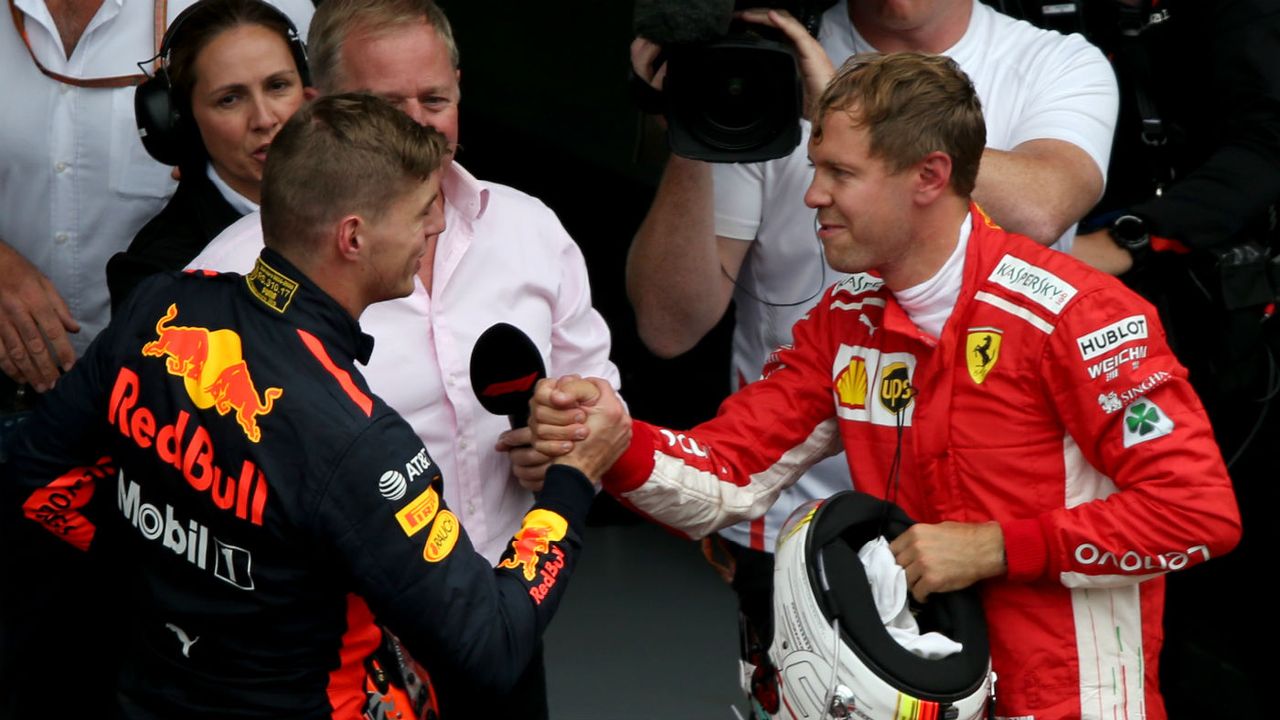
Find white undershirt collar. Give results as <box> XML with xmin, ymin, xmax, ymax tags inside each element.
<box><xmin>894</xmin><ymin>213</ymin><xmax>972</xmax><ymax>339</ymax></box>
<box><xmin>207</xmin><ymin>163</ymin><xmax>259</xmax><ymax>215</ymax></box>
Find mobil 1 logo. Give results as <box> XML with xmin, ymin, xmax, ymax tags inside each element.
<box><xmin>117</xmin><ymin>472</ymin><xmax>255</xmax><ymax>590</ymax></box>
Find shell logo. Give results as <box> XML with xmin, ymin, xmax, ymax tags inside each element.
<box><xmin>835</xmin><ymin>357</ymin><xmax>868</xmax><ymax>409</ymax></box>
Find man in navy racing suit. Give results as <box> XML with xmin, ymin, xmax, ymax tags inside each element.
<box><xmin>2</xmin><ymin>94</ymin><xmax>631</xmax><ymax>719</ymax></box>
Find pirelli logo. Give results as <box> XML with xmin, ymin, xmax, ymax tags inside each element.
<box><xmin>395</xmin><ymin>487</ymin><xmax>440</xmax><ymax>538</ymax></box>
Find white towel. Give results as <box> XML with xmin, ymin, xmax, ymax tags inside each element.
<box><xmin>857</xmin><ymin>536</ymin><xmax>964</xmax><ymax>660</ymax></box>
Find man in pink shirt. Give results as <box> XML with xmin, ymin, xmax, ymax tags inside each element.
<box><xmin>187</xmin><ymin>1</ymin><xmax>618</xmax><ymax>715</ymax></box>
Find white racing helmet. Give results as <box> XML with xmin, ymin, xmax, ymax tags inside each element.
<box><xmin>764</xmin><ymin>492</ymin><xmax>993</xmax><ymax>720</ymax></box>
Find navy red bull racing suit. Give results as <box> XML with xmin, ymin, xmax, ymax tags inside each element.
<box><xmin>5</xmin><ymin>249</ymin><xmax>592</xmax><ymax>719</ymax></box>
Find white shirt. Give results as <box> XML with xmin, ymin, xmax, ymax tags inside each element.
<box><xmin>0</xmin><ymin>0</ymin><xmax>312</xmax><ymax>356</ymax></box>
<box><xmin>189</xmin><ymin>162</ymin><xmax>620</xmax><ymax>564</ymax></box>
<box><xmin>207</xmin><ymin>162</ymin><xmax>259</xmax><ymax>215</ymax></box>
<box><xmin>711</xmin><ymin>0</ymin><xmax>1118</xmax><ymax>552</ymax></box>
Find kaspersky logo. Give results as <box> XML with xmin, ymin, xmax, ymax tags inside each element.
<box><xmin>499</xmin><ymin>509</ymin><xmax>569</xmax><ymax>604</ymax></box>
<box><xmin>142</xmin><ymin>304</ymin><xmax>282</xmax><ymax>442</ymax></box>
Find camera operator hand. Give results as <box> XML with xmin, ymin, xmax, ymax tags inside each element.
<box><xmin>630</xmin><ymin>37</ymin><xmax>669</xmax><ymax>92</ymax></box>
<box><xmin>736</xmin><ymin>8</ymin><xmax>834</xmax><ymax>119</ymax></box>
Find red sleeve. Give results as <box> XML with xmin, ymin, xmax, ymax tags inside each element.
<box><xmin>601</xmin><ymin>290</ymin><xmax>847</xmax><ymax>539</ymax></box>
<box><xmin>1012</xmin><ymin>287</ymin><xmax>1241</xmax><ymax>585</ymax></box>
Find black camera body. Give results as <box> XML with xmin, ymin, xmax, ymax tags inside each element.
<box><xmin>664</xmin><ymin>28</ymin><xmax>802</xmax><ymax>162</ymax></box>
<box><xmin>636</xmin><ymin>0</ymin><xmax>835</xmax><ymax>163</ymax></box>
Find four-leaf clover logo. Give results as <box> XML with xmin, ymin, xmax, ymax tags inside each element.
<box><xmin>1126</xmin><ymin>402</ymin><xmax>1161</xmax><ymax>436</ymax></box>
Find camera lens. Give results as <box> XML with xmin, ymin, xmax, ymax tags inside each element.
<box><xmin>664</xmin><ymin>36</ymin><xmax>802</xmax><ymax>161</ymax></box>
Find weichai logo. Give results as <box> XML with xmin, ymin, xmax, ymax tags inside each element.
<box><xmin>141</xmin><ymin>304</ymin><xmax>282</xmax><ymax>442</ymax></box>
<box><xmin>108</xmin><ymin>366</ymin><xmax>269</xmax><ymax>526</ymax></box>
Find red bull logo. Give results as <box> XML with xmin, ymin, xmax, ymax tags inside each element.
<box><xmin>498</xmin><ymin>509</ymin><xmax>569</xmax><ymax>596</ymax></box>
<box><xmin>141</xmin><ymin>304</ymin><xmax>282</xmax><ymax>443</ymax></box>
<box><xmin>499</xmin><ymin>525</ymin><xmax>554</xmax><ymax>582</ymax></box>
<box><xmin>142</xmin><ymin>304</ymin><xmax>209</xmax><ymax>379</ymax></box>
<box><xmin>108</xmin><ymin>367</ymin><xmax>270</xmax><ymax>526</ymax></box>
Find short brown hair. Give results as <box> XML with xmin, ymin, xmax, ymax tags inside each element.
<box><xmin>307</xmin><ymin>0</ymin><xmax>458</xmax><ymax>94</ymax></box>
<box><xmin>812</xmin><ymin>52</ymin><xmax>985</xmax><ymax>196</ymax></box>
<box><xmin>260</xmin><ymin>93</ymin><xmax>449</xmax><ymax>252</ymax></box>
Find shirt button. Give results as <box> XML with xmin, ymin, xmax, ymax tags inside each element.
<box><xmin>458</xmin><ymin>440</ymin><xmax>468</xmax><ymax>450</ymax></box>
<box><xmin>59</xmin><ymin>84</ymin><xmax>70</xmax><ymax>95</ymax></box>
<box><xmin>467</xmin><ymin>503</ymin><xmax>476</xmax><ymax>514</ymax></box>
<box><xmin>54</xmin><ymin>233</ymin><xmax>69</xmax><ymax>244</ymax></box>
<box><xmin>54</xmin><ymin>162</ymin><xmax>68</xmax><ymax>173</ymax></box>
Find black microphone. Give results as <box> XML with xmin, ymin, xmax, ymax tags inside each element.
<box><xmin>633</xmin><ymin>0</ymin><xmax>733</xmax><ymax>45</ymax></box>
<box><xmin>469</xmin><ymin>323</ymin><xmax>547</xmax><ymax>429</ymax></box>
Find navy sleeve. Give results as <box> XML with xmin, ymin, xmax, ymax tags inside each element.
<box><xmin>312</xmin><ymin>414</ymin><xmax>593</xmax><ymax>693</ymax></box>
<box><xmin>4</xmin><ymin>319</ymin><xmax>123</xmax><ymax>550</ymax></box>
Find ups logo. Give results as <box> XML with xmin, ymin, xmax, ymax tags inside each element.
<box><xmin>879</xmin><ymin>363</ymin><xmax>914</xmax><ymax>413</ymax></box>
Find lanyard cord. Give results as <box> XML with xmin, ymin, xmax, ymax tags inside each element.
<box><xmin>877</xmin><ymin>385</ymin><xmax>916</xmax><ymax>538</ymax></box>
<box><xmin>9</xmin><ymin>0</ymin><xmax>166</xmax><ymax>88</ymax></box>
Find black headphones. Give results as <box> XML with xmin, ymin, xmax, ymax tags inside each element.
<box><xmin>135</xmin><ymin>0</ymin><xmax>311</xmax><ymax>166</ymax></box>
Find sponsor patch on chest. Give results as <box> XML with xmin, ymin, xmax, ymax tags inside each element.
<box><xmin>988</xmin><ymin>255</ymin><xmax>1077</xmax><ymax>315</ymax></box>
<box><xmin>831</xmin><ymin>345</ymin><xmax>917</xmax><ymax>427</ymax></box>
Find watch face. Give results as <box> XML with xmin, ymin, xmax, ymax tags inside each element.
<box><xmin>1112</xmin><ymin>215</ymin><xmax>1148</xmax><ymax>247</ymax></box>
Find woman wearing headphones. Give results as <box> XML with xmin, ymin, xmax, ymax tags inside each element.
<box><xmin>106</xmin><ymin>0</ymin><xmax>312</xmax><ymax>310</ymax></box>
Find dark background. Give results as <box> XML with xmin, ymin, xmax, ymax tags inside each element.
<box><xmin>439</xmin><ymin>0</ymin><xmax>736</xmax><ymax>433</ymax></box>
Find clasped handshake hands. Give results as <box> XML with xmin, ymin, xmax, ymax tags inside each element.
<box><xmin>525</xmin><ymin>376</ymin><xmax>632</xmax><ymax>486</ymax></box>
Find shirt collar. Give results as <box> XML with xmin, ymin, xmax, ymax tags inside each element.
<box><xmin>244</xmin><ymin>248</ymin><xmax>375</xmax><ymax>364</ymax></box>
<box><xmin>442</xmin><ymin>161</ymin><xmax>489</xmax><ymax>221</ymax></box>
<box><xmin>207</xmin><ymin>162</ymin><xmax>260</xmax><ymax>215</ymax></box>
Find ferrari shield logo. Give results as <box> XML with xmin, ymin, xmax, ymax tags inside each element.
<box><xmin>966</xmin><ymin>328</ymin><xmax>1002</xmax><ymax>385</ymax></box>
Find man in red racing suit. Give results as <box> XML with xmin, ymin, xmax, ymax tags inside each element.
<box><xmin>532</xmin><ymin>54</ymin><xmax>1241</xmax><ymax>720</ymax></box>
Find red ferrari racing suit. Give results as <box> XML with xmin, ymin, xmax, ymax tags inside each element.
<box><xmin>603</xmin><ymin>206</ymin><xmax>1241</xmax><ymax>720</ymax></box>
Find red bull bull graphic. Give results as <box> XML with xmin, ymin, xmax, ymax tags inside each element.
<box><xmin>108</xmin><ymin>367</ymin><xmax>269</xmax><ymax>525</ymax></box>
<box><xmin>142</xmin><ymin>304</ymin><xmax>209</xmax><ymax>379</ymax></box>
<box><xmin>498</xmin><ymin>509</ymin><xmax>569</xmax><ymax>603</ymax></box>
<box><xmin>205</xmin><ymin>361</ymin><xmax>282</xmax><ymax>443</ymax></box>
<box><xmin>141</xmin><ymin>304</ymin><xmax>282</xmax><ymax>443</ymax></box>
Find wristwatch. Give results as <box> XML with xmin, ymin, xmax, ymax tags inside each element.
<box><xmin>1109</xmin><ymin>213</ymin><xmax>1152</xmax><ymax>265</ymax></box>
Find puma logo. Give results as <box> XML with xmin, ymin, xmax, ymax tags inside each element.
<box><xmin>166</xmin><ymin>623</ymin><xmax>200</xmax><ymax>658</ymax></box>
<box><xmin>859</xmin><ymin>314</ymin><xmax>877</xmax><ymax>336</ymax></box>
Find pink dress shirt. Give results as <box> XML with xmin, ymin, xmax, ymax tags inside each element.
<box><xmin>188</xmin><ymin>162</ymin><xmax>619</xmax><ymax>563</ymax></box>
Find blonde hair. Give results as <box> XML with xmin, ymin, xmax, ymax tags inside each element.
<box><xmin>261</xmin><ymin>93</ymin><xmax>449</xmax><ymax>253</ymax></box>
<box><xmin>812</xmin><ymin>52</ymin><xmax>985</xmax><ymax>196</ymax></box>
<box><xmin>307</xmin><ymin>0</ymin><xmax>458</xmax><ymax>94</ymax></box>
